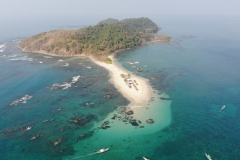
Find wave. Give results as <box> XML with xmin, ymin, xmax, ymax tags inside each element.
<box><xmin>8</xmin><ymin>55</ymin><xmax>17</xmax><ymax>58</ymax></box>
<box><xmin>7</xmin><ymin>57</ymin><xmax>33</xmax><ymax>61</ymax></box>
<box><xmin>0</xmin><ymin>44</ymin><xmax>6</xmax><ymax>49</ymax></box>
<box><xmin>130</xmin><ymin>106</ymin><xmax>142</xmax><ymax>109</ymax></box>
<box><xmin>44</xmin><ymin>56</ymin><xmax>53</xmax><ymax>58</ymax></box>
<box><xmin>0</xmin><ymin>44</ymin><xmax>6</xmax><ymax>52</ymax></box>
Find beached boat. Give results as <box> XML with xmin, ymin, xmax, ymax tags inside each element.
<box><xmin>143</xmin><ymin>157</ymin><xmax>149</xmax><ymax>160</ymax></box>
<box><xmin>205</xmin><ymin>153</ymin><xmax>212</xmax><ymax>160</ymax></box>
<box><xmin>96</xmin><ymin>148</ymin><xmax>109</xmax><ymax>154</ymax></box>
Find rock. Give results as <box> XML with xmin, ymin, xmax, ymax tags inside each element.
<box><xmin>160</xmin><ymin>97</ymin><xmax>171</xmax><ymax>100</ymax></box>
<box><xmin>130</xmin><ymin>121</ymin><xmax>139</xmax><ymax>126</ymax></box>
<box><xmin>54</xmin><ymin>138</ymin><xmax>62</xmax><ymax>146</ymax></box>
<box><xmin>101</xmin><ymin>125</ymin><xmax>110</xmax><ymax>129</ymax></box>
<box><xmin>30</xmin><ymin>136</ymin><xmax>38</xmax><ymax>140</ymax></box>
<box><xmin>125</xmin><ymin>110</ymin><xmax>134</xmax><ymax>115</ymax></box>
<box><xmin>146</xmin><ymin>119</ymin><xmax>154</xmax><ymax>124</ymax></box>
<box><xmin>104</xmin><ymin>94</ymin><xmax>111</xmax><ymax>99</ymax></box>
<box><xmin>54</xmin><ymin>141</ymin><xmax>59</xmax><ymax>146</ymax></box>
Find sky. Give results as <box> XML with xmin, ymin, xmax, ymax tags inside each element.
<box><xmin>0</xmin><ymin>0</ymin><xmax>239</xmax><ymax>40</ymax></box>
<box><xmin>1</xmin><ymin>0</ymin><xmax>240</xmax><ymax>23</ymax></box>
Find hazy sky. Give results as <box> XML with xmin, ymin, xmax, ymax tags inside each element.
<box><xmin>1</xmin><ymin>0</ymin><xmax>239</xmax><ymax>23</ymax></box>
<box><xmin>0</xmin><ymin>0</ymin><xmax>239</xmax><ymax>40</ymax></box>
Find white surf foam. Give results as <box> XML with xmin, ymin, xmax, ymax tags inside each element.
<box><xmin>8</xmin><ymin>57</ymin><xmax>33</xmax><ymax>61</ymax></box>
<box><xmin>0</xmin><ymin>44</ymin><xmax>6</xmax><ymax>49</ymax></box>
<box><xmin>63</xmin><ymin>63</ymin><xmax>69</xmax><ymax>66</ymax></box>
<box><xmin>44</xmin><ymin>56</ymin><xmax>53</xmax><ymax>58</ymax></box>
<box><xmin>8</xmin><ymin>55</ymin><xmax>17</xmax><ymax>58</ymax></box>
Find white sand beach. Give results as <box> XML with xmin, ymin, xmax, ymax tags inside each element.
<box><xmin>89</xmin><ymin>54</ymin><xmax>172</xmax><ymax>135</ymax></box>
<box><xmin>90</xmin><ymin>54</ymin><xmax>152</xmax><ymax>106</ymax></box>
<box><xmin>68</xmin><ymin>54</ymin><xmax>172</xmax><ymax>160</ymax></box>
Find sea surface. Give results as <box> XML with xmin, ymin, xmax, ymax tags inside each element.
<box><xmin>1</xmin><ymin>15</ymin><xmax>240</xmax><ymax>160</ymax></box>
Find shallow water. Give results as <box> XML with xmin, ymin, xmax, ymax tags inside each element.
<box><xmin>1</xmin><ymin>15</ymin><xmax>240</xmax><ymax>160</ymax></box>
<box><xmin>114</xmin><ymin>16</ymin><xmax>240</xmax><ymax>160</ymax></box>
<box><xmin>0</xmin><ymin>41</ymin><xmax>129</xmax><ymax>160</ymax></box>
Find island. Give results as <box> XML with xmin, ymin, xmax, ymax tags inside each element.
<box><xmin>18</xmin><ymin>17</ymin><xmax>170</xmax><ymax>108</ymax></box>
<box><xmin>19</xmin><ymin>17</ymin><xmax>170</xmax><ymax>61</ymax></box>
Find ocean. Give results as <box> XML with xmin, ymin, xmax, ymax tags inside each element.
<box><xmin>1</xmin><ymin>15</ymin><xmax>240</xmax><ymax>160</ymax></box>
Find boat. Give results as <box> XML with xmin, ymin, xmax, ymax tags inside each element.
<box><xmin>143</xmin><ymin>157</ymin><xmax>149</xmax><ymax>160</ymax></box>
<box><xmin>96</xmin><ymin>148</ymin><xmax>109</xmax><ymax>154</ymax></box>
<box><xmin>219</xmin><ymin>105</ymin><xmax>225</xmax><ymax>111</ymax></box>
<box><xmin>39</xmin><ymin>61</ymin><xmax>43</xmax><ymax>64</ymax></box>
<box><xmin>205</xmin><ymin>153</ymin><xmax>212</xmax><ymax>160</ymax></box>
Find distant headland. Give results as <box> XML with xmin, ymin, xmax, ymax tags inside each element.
<box><xmin>18</xmin><ymin>17</ymin><xmax>170</xmax><ymax>61</ymax></box>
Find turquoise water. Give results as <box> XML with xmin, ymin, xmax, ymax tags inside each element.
<box><xmin>115</xmin><ymin>16</ymin><xmax>240</xmax><ymax>160</ymax></box>
<box><xmin>1</xmin><ymin>15</ymin><xmax>240</xmax><ymax>160</ymax></box>
<box><xmin>0</xmin><ymin>42</ymin><xmax>129</xmax><ymax>160</ymax></box>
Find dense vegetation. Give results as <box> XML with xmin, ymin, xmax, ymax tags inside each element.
<box><xmin>97</xmin><ymin>18</ymin><xmax>119</xmax><ymax>25</ymax></box>
<box><xmin>19</xmin><ymin>17</ymin><xmax>169</xmax><ymax>59</ymax></box>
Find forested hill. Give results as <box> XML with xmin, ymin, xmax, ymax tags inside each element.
<box><xmin>19</xmin><ymin>17</ymin><xmax>170</xmax><ymax>59</ymax></box>
<box><xmin>97</xmin><ymin>17</ymin><xmax>159</xmax><ymax>33</ymax></box>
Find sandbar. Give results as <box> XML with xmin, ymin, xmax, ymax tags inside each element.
<box><xmin>90</xmin><ymin>54</ymin><xmax>153</xmax><ymax>107</ymax></box>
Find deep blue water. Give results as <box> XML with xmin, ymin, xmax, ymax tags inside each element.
<box><xmin>1</xmin><ymin>15</ymin><xmax>240</xmax><ymax>160</ymax></box>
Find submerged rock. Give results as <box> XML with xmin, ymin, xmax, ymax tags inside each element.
<box><xmin>130</xmin><ymin>121</ymin><xmax>139</xmax><ymax>126</ymax></box>
<box><xmin>54</xmin><ymin>138</ymin><xmax>62</xmax><ymax>146</ymax></box>
<box><xmin>160</xmin><ymin>97</ymin><xmax>171</xmax><ymax>100</ymax></box>
<box><xmin>101</xmin><ymin>125</ymin><xmax>110</xmax><ymax>129</ymax></box>
<box><xmin>30</xmin><ymin>135</ymin><xmax>40</xmax><ymax>140</ymax></box>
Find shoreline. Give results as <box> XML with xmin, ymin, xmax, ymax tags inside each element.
<box><xmin>18</xmin><ymin>42</ymin><xmax>160</xmax><ymax>107</ymax></box>
<box><xmin>89</xmin><ymin>54</ymin><xmax>153</xmax><ymax>106</ymax></box>
<box><xmin>17</xmin><ymin>37</ymin><xmax>170</xmax><ymax>58</ymax></box>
